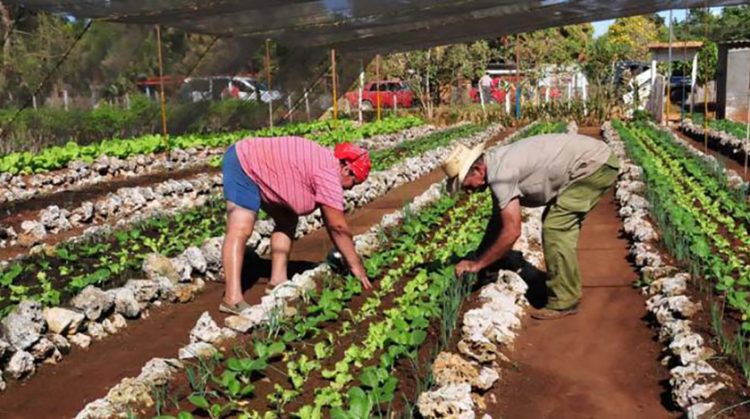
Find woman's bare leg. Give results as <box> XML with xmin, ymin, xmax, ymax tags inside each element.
<box><xmin>222</xmin><ymin>202</ymin><xmax>256</xmax><ymax>305</ymax></box>
<box><xmin>268</xmin><ymin>208</ymin><xmax>298</xmax><ymax>287</ymax></box>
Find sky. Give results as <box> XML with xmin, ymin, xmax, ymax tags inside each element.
<box><xmin>591</xmin><ymin>8</ymin><xmax>722</xmax><ymax>38</ymax></box>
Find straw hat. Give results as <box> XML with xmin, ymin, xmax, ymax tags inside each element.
<box><xmin>441</xmin><ymin>143</ymin><xmax>485</xmax><ymax>194</ymax></box>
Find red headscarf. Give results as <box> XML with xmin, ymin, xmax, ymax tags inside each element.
<box><xmin>334</xmin><ymin>142</ymin><xmax>371</xmax><ymax>183</ymax></box>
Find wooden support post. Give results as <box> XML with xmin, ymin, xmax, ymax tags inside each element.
<box><xmin>331</xmin><ymin>48</ymin><xmax>338</xmax><ymax>122</ymax></box>
<box><xmin>155</xmin><ymin>25</ymin><xmax>169</xmax><ymax>147</ymax></box>
<box><xmin>358</xmin><ymin>58</ymin><xmax>364</xmax><ymax>124</ymax></box>
<box><xmin>265</xmin><ymin>39</ymin><xmax>274</xmax><ymax>128</ymax></box>
<box><xmin>666</xmin><ymin>9</ymin><xmax>673</xmax><ymax>124</ymax></box>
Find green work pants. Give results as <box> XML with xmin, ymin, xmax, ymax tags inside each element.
<box><xmin>542</xmin><ymin>153</ymin><xmax>619</xmax><ymax>310</ymax></box>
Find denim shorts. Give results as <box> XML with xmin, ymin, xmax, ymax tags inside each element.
<box><xmin>222</xmin><ymin>144</ymin><xmax>261</xmax><ymax>212</ymax></box>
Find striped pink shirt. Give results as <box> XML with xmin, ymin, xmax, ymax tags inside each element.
<box><xmin>235</xmin><ymin>136</ymin><xmax>345</xmax><ymax>215</ymax></box>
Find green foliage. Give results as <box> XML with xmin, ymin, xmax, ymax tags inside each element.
<box><xmin>0</xmin><ymin>115</ymin><xmax>422</xmax><ymax>175</ymax></box>
<box><xmin>606</xmin><ymin>16</ymin><xmax>661</xmax><ymax>62</ymax></box>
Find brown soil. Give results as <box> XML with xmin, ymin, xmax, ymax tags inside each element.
<box><xmin>0</xmin><ymin>167</ymin><xmax>448</xmax><ymax>419</ymax></box>
<box><xmin>486</xmin><ymin>129</ymin><xmax>678</xmax><ymax>419</ymax></box>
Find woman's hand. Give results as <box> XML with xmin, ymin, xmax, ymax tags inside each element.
<box><xmin>350</xmin><ymin>264</ymin><xmax>373</xmax><ymax>291</ymax></box>
<box><xmin>455</xmin><ymin>260</ymin><xmax>481</xmax><ymax>278</ymax></box>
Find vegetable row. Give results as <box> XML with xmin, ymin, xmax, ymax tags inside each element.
<box><xmin>613</xmin><ymin>120</ymin><xmax>750</xmax><ymax>329</ymax></box>
<box><xmin>154</xmin><ymin>189</ymin><xmax>492</xmax><ymax>419</ymax></box>
<box><xmin>0</xmin><ymin>116</ymin><xmax>423</xmax><ymax>176</ymax></box>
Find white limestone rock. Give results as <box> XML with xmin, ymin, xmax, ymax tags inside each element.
<box><xmin>68</xmin><ymin>333</ymin><xmax>92</xmax><ymax>349</ymax></box>
<box><xmin>178</xmin><ymin>342</ymin><xmax>218</xmax><ymax>360</ymax></box>
<box><xmin>102</xmin><ymin>313</ymin><xmax>128</xmax><ymax>335</ymax></box>
<box><xmin>200</xmin><ymin>237</ymin><xmax>223</xmax><ymax>271</ymax></box>
<box><xmin>138</xmin><ymin>358</ymin><xmax>183</xmax><ymax>386</ymax></box>
<box><xmin>44</xmin><ymin>307</ymin><xmax>85</xmax><ymax>335</ymax></box>
<box><xmin>86</xmin><ymin>321</ymin><xmax>109</xmax><ymax>340</ymax></box>
<box><xmin>75</xmin><ymin>399</ymin><xmax>115</xmax><ymax>419</ymax></box>
<box><xmin>107</xmin><ymin>287</ymin><xmax>141</xmax><ymax>318</ymax></box>
<box><xmin>183</xmin><ymin>246</ymin><xmax>208</xmax><ymax>274</ymax></box>
<box><xmin>142</xmin><ymin>253</ymin><xmax>179</xmax><ymax>282</ymax></box>
<box><xmin>1</xmin><ymin>300</ymin><xmax>45</xmax><ymax>350</ymax></box>
<box><xmin>417</xmin><ymin>383</ymin><xmax>475</xmax><ymax>419</ymax></box>
<box><xmin>71</xmin><ymin>286</ymin><xmax>115</xmax><ymax>321</ymax></box>
<box><xmin>189</xmin><ymin>312</ymin><xmax>235</xmax><ymax>344</ymax></box>
<box><xmin>124</xmin><ymin>279</ymin><xmax>160</xmax><ymax>303</ymax></box>
<box><xmin>6</xmin><ymin>350</ymin><xmax>35</xmax><ymax>379</ymax></box>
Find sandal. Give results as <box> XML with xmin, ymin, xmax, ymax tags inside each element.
<box><xmin>219</xmin><ymin>300</ymin><xmax>253</xmax><ymax>315</ymax></box>
<box><xmin>264</xmin><ymin>280</ymin><xmax>289</xmax><ymax>295</ymax></box>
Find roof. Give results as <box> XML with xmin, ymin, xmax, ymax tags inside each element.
<box><xmin>719</xmin><ymin>39</ymin><xmax>750</xmax><ymax>48</ymax></box>
<box><xmin>10</xmin><ymin>0</ymin><xmax>747</xmax><ymax>54</ymax></box>
<box><xmin>648</xmin><ymin>41</ymin><xmax>704</xmax><ymax>50</ymax></box>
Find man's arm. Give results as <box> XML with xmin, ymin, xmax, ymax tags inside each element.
<box><xmin>456</xmin><ymin>198</ymin><xmax>522</xmax><ymax>277</ymax></box>
<box><xmin>320</xmin><ymin>205</ymin><xmax>373</xmax><ymax>290</ymax></box>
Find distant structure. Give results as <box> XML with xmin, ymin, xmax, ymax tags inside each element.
<box><xmin>716</xmin><ymin>40</ymin><xmax>750</xmax><ymax>122</ymax></box>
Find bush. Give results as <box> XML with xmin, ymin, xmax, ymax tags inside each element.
<box><xmin>0</xmin><ymin>96</ymin><xmax>267</xmax><ymax>154</ymax></box>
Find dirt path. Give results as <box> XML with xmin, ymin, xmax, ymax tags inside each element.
<box><xmin>674</xmin><ymin>128</ymin><xmax>750</xmax><ymax>182</ymax></box>
<box><xmin>486</xmin><ymin>132</ymin><xmax>677</xmax><ymax>419</ymax></box>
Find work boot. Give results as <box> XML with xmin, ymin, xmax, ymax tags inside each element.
<box><xmin>530</xmin><ymin>303</ymin><xmax>579</xmax><ymax>320</ymax></box>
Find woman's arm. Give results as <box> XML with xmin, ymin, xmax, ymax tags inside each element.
<box><xmin>320</xmin><ymin>204</ymin><xmax>372</xmax><ymax>290</ymax></box>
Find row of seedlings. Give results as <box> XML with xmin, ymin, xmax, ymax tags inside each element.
<box><xmin>0</xmin><ymin>116</ymin><xmax>423</xmax><ymax>204</ymax></box>
<box><xmin>606</xmin><ymin>120</ymin><xmax>742</xmax><ymax>417</ymax></box>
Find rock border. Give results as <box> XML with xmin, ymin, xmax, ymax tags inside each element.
<box><xmin>652</xmin><ymin>121</ymin><xmax>746</xmax><ymax>191</ymax></box>
<box><xmin>416</xmin><ymin>207</ymin><xmax>545</xmax><ymax>419</ymax></box>
<box><xmin>603</xmin><ymin>121</ymin><xmax>726</xmax><ymax>418</ymax></box>
<box><xmin>680</xmin><ymin>118</ymin><xmax>749</xmax><ymax>156</ymax></box>
<box><xmin>0</xmin><ymin>125</ymin><xmax>436</xmax><ymax>205</ymax></box>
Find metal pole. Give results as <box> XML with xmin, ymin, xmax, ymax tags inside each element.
<box><xmin>305</xmin><ymin>90</ymin><xmax>311</xmax><ymax>121</ymax></box>
<box><xmin>666</xmin><ymin>9</ymin><xmax>673</xmax><ymax>124</ymax></box>
<box><xmin>745</xmin><ymin>94</ymin><xmax>750</xmax><ymax>175</ymax></box>
<box><xmin>155</xmin><ymin>25</ymin><xmax>169</xmax><ymax>145</ymax></box>
<box><xmin>479</xmin><ymin>75</ymin><xmax>487</xmax><ymax>121</ymax></box>
<box><xmin>265</xmin><ymin>39</ymin><xmax>274</xmax><ymax>128</ymax></box>
<box><xmin>703</xmin><ymin>0</ymin><xmax>709</xmax><ymax>152</ymax></box>
<box><xmin>331</xmin><ymin>48</ymin><xmax>338</xmax><ymax>122</ymax></box>
<box><xmin>287</xmin><ymin>95</ymin><xmax>294</xmax><ymax>123</ymax></box>
<box><xmin>515</xmin><ymin>35</ymin><xmax>521</xmax><ymax>120</ymax></box>
<box><xmin>376</xmin><ymin>54</ymin><xmax>382</xmax><ymax>121</ymax></box>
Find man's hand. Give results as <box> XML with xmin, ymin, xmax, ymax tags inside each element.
<box><xmin>455</xmin><ymin>260</ymin><xmax>482</xmax><ymax>278</ymax></box>
<box><xmin>351</xmin><ymin>264</ymin><xmax>373</xmax><ymax>291</ymax></box>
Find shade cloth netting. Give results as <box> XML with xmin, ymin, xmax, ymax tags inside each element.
<box><xmin>10</xmin><ymin>1</ymin><xmax>749</xmax><ymax>54</ymax></box>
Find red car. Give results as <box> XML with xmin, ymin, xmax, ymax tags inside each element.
<box><xmin>346</xmin><ymin>80</ymin><xmax>413</xmax><ymax>110</ymax></box>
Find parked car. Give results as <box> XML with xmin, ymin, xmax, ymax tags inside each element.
<box><xmin>179</xmin><ymin>76</ymin><xmax>281</xmax><ymax>103</ymax></box>
<box><xmin>345</xmin><ymin>80</ymin><xmax>413</xmax><ymax>110</ymax></box>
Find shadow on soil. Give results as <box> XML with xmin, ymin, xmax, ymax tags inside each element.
<box><xmin>239</xmin><ymin>250</ymin><xmax>318</xmax><ymax>291</ymax></box>
<box><xmin>478</xmin><ymin>250</ymin><xmax>549</xmax><ymax>308</ymax></box>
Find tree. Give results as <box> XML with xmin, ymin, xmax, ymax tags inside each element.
<box><xmin>606</xmin><ymin>16</ymin><xmax>660</xmax><ymax>61</ymax></box>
